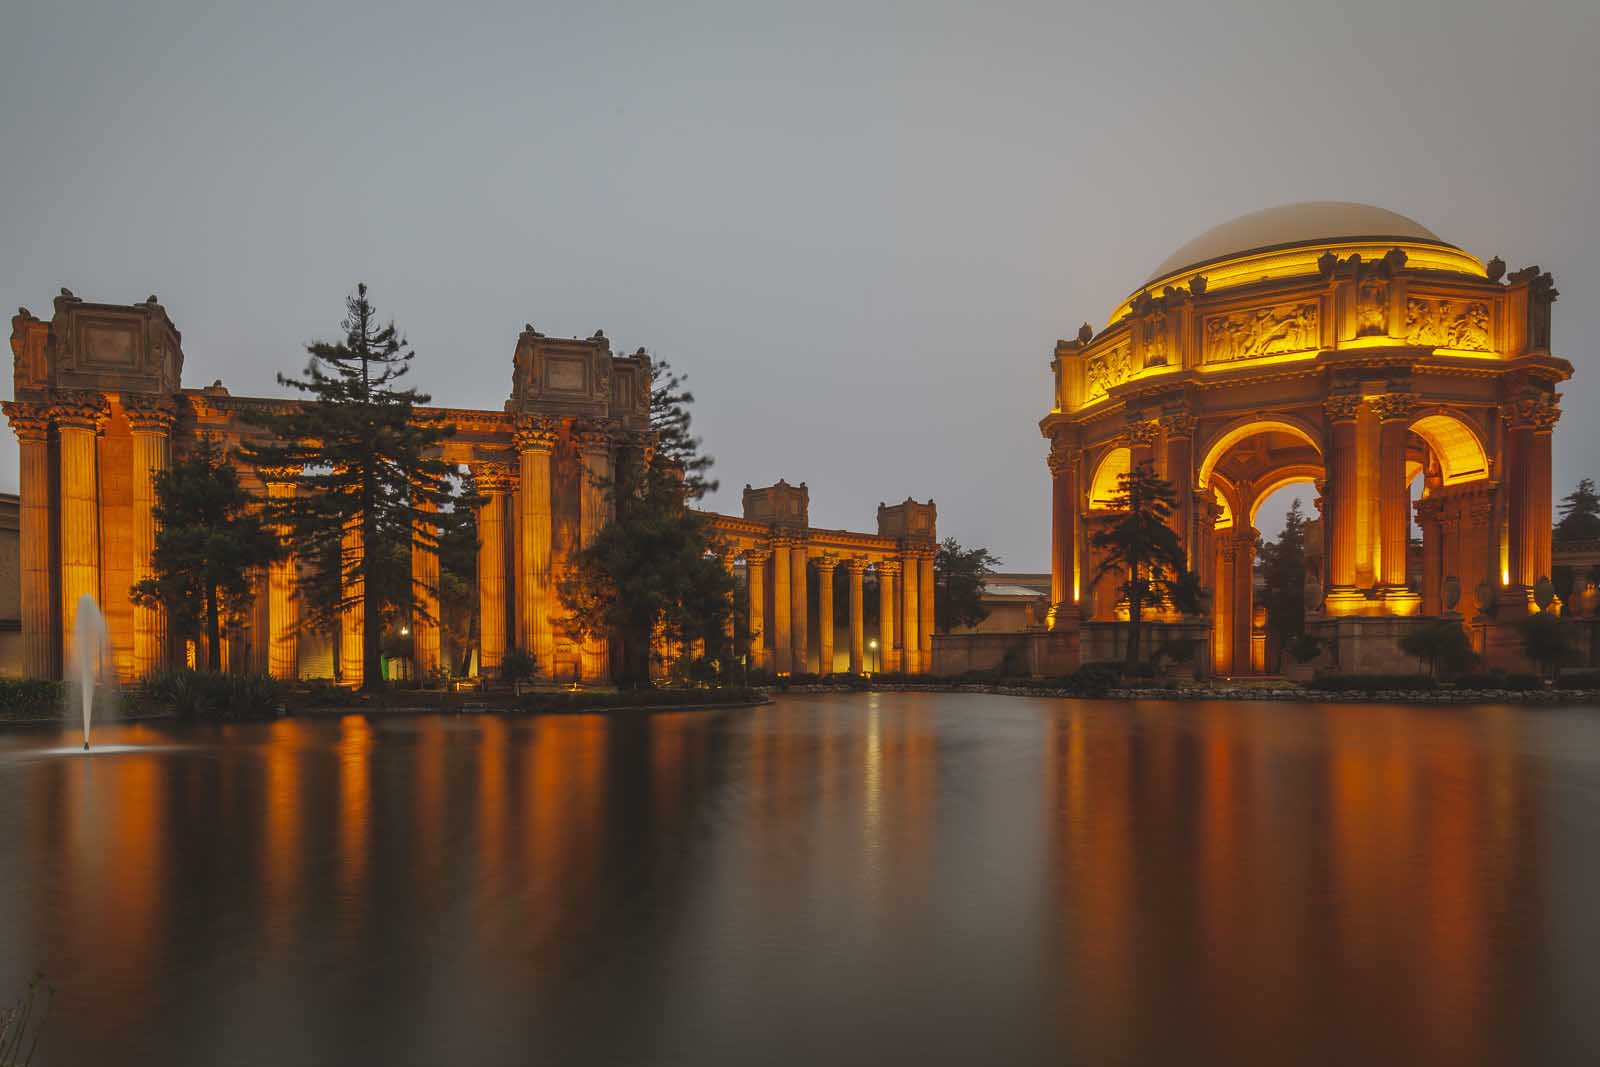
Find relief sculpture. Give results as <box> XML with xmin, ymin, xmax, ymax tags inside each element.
<box><xmin>1083</xmin><ymin>344</ymin><xmax>1130</xmax><ymax>402</ymax></box>
<box><xmin>1204</xmin><ymin>303</ymin><xmax>1318</xmax><ymax>364</ymax></box>
<box><xmin>1404</xmin><ymin>298</ymin><xmax>1491</xmax><ymax>351</ymax></box>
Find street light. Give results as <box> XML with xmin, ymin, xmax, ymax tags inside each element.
<box><xmin>868</xmin><ymin>638</ymin><xmax>878</xmax><ymax>675</ymax></box>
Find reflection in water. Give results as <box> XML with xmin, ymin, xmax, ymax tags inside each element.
<box><xmin>0</xmin><ymin>697</ymin><xmax>1596</xmax><ymax>1066</ymax></box>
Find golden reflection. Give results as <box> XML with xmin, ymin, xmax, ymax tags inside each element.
<box><xmin>522</xmin><ymin>716</ymin><xmax>608</xmax><ymax>945</ymax></box>
<box><xmin>262</xmin><ymin>719</ymin><xmax>308</xmax><ymax>943</ymax></box>
<box><xmin>336</xmin><ymin>715</ymin><xmax>373</xmax><ymax>939</ymax></box>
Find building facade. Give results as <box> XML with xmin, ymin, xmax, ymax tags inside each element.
<box><xmin>1039</xmin><ymin>203</ymin><xmax>1570</xmax><ymax>674</ymax></box>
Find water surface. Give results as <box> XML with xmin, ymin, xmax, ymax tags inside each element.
<box><xmin>2</xmin><ymin>693</ymin><xmax>1598</xmax><ymax>1065</ymax></box>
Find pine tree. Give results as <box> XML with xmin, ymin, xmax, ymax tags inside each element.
<box><xmin>558</xmin><ymin>360</ymin><xmax>735</xmax><ymax>686</ymax></box>
<box><xmin>1555</xmin><ymin>478</ymin><xmax>1600</xmax><ymax>543</ymax></box>
<box><xmin>933</xmin><ymin>537</ymin><xmax>1002</xmax><ymax>632</ymax></box>
<box><xmin>1256</xmin><ymin>497</ymin><xmax>1310</xmax><ymax>669</ymax></box>
<box><xmin>242</xmin><ymin>284</ymin><xmax>456</xmax><ymax>690</ymax></box>
<box><xmin>131</xmin><ymin>436</ymin><xmax>283</xmax><ymax>671</ymax></box>
<box><xmin>1088</xmin><ymin>460</ymin><xmax>1199</xmax><ymax>669</ymax></box>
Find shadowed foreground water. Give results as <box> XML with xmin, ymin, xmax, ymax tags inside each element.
<box><xmin>2</xmin><ymin>693</ymin><xmax>1599</xmax><ymax>1066</ymax></box>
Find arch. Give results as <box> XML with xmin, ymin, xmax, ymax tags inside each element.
<box><xmin>1210</xmin><ymin>472</ymin><xmax>1242</xmax><ymax>530</ymax></box>
<box><xmin>1197</xmin><ymin>414</ymin><xmax>1325</xmax><ymax>489</ymax></box>
<box><xmin>1087</xmin><ymin>446</ymin><xmax>1130</xmax><ymax>509</ymax></box>
<box><xmin>1409</xmin><ymin>411</ymin><xmax>1489</xmax><ymax>486</ymax></box>
<box><xmin>1247</xmin><ymin>465</ymin><xmax>1322</xmax><ymax>526</ymax></box>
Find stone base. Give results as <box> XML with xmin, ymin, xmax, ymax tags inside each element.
<box><xmin>1308</xmin><ymin>614</ymin><xmax>1451</xmax><ymax>675</ymax></box>
<box><xmin>930</xmin><ymin>627</ymin><xmax>1080</xmax><ymax>678</ymax></box>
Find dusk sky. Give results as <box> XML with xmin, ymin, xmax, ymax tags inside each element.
<box><xmin>3</xmin><ymin>0</ymin><xmax>1596</xmax><ymax>567</ymax></box>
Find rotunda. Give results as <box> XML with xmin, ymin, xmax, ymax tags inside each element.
<box><xmin>1040</xmin><ymin>202</ymin><xmax>1568</xmax><ymax>674</ymax></box>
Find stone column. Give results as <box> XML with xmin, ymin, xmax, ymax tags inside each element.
<box><xmin>340</xmin><ymin>516</ymin><xmax>364</xmax><ymax>687</ymax></box>
<box><xmin>746</xmin><ymin>549</ymin><xmax>769</xmax><ymax>672</ymax></box>
<box><xmin>771</xmin><ymin>535</ymin><xmax>792</xmax><ymax>674</ymax></box>
<box><xmin>790</xmin><ymin>541</ymin><xmax>809</xmax><ymax>673</ymax></box>
<box><xmin>846</xmin><ymin>557</ymin><xmax>866</xmax><ymax>675</ymax></box>
<box><xmin>815</xmin><ymin>554</ymin><xmax>837</xmax><ymax>675</ymax></box>
<box><xmin>55</xmin><ymin>392</ymin><xmax>108</xmax><ymax>676</ymax></box>
<box><xmin>123</xmin><ymin>396</ymin><xmax>175</xmax><ymax>679</ymax></box>
<box><xmin>1507</xmin><ymin>393</ymin><xmax>1559</xmax><ymax>602</ymax></box>
<box><xmin>411</xmin><ymin>497</ymin><xmax>441</xmax><ymax>678</ymax></box>
<box><xmin>3</xmin><ymin>404</ymin><xmax>56</xmax><ymax>679</ymax></box>
<box><xmin>918</xmin><ymin>549</ymin><xmax>935</xmax><ymax>663</ymax></box>
<box><xmin>1232</xmin><ymin>528</ymin><xmax>1255</xmax><ymax>676</ymax></box>
<box><xmin>1127</xmin><ymin>419</ymin><xmax>1158</xmax><ymax>471</ymax></box>
<box><xmin>473</xmin><ymin>463</ymin><xmax>513</xmax><ymax>675</ymax></box>
<box><xmin>576</xmin><ymin>426</ymin><xmax>614</xmax><ymax>682</ymax></box>
<box><xmin>1047</xmin><ymin>435</ymin><xmax>1077</xmax><ymax>627</ymax></box>
<box><xmin>1162</xmin><ymin>413</ymin><xmax>1197</xmax><ymax>567</ymax></box>
<box><xmin>1415</xmin><ymin>497</ymin><xmax>1443</xmax><ymax>617</ymax></box>
<box><xmin>516</xmin><ymin>417</ymin><xmax>559</xmax><ymax>672</ymax></box>
<box><xmin>1214</xmin><ymin>535</ymin><xmax>1235</xmax><ymax>674</ymax></box>
<box><xmin>1323</xmin><ymin>395</ymin><xmax>1363</xmax><ymax>612</ymax></box>
<box><xmin>262</xmin><ymin>469</ymin><xmax>300</xmax><ymax>681</ymax></box>
<box><xmin>900</xmin><ymin>548</ymin><xmax>921</xmax><ymax>673</ymax></box>
<box><xmin>878</xmin><ymin>561</ymin><xmax>898</xmax><ymax>672</ymax></box>
<box><xmin>1374</xmin><ymin>394</ymin><xmax>1418</xmax><ymax>612</ymax></box>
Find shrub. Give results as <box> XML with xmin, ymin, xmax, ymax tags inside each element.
<box><xmin>1500</xmin><ymin>673</ymin><xmax>1545</xmax><ymax>691</ymax></box>
<box><xmin>518</xmin><ymin>687</ymin><xmax>761</xmax><ymax>714</ymax></box>
<box><xmin>0</xmin><ymin>679</ymin><xmax>64</xmax><ymax>721</ymax></box>
<box><xmin>499</xmin><ymin>648</ymin><xmax>539</xmax><ymax>685</ymax></box>
<box><xmin>294</xmin><ymin>678</ymin><xmax>358</xmax><ymax>706</ymax></box>
<box><xmin>1310</xmin><ymin>673</ymin><xmax>1438</xmax><ymax>692</ymax></box>
<box><xmin>1554</xmin><ymin>669</ymin><xmax>1600</xmax><ymax>690</ymax></box>
<box><xmin>144</xmin><ymin>670</ymin><xmax>284</xmax><ymax>720</ymax></box>
<box><xmin>1067</xmin><ymin>663</ymin><xmax>1122</xmax><ymax>695</ymax></box>
<box><xmin>1287</xmin><ymin>633</ymin><xmax>1324</xmax><ymax>664</ymax></box>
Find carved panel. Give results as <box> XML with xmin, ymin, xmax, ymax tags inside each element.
<box><xmin>1203</xmin><ymin>302</ymin><xmax>1318</xmax><ymax>364</ymax></box>
<box><xmin>1356</xmin><ymin>277</ymin><xmax>1389</xmax><ymax>336</ymax></box>
<box><xmin>1083</xmin><ymin>343</ymin><xmax>1130</xmax><ymax>403</ymax></box>
<box><xmin>1404</xmin><ymin>298</ymin><xmax>1492</xmax><ymax>351</ymax></box>
<box><xmin>545</xmin><ymin>355</ymin><xmax>587</xmax><ymax>393</ymax></box>
<box><xmin>83</xmin><ymin>323</ymin><xmax>137</xmax><ymax>366</ymax></box>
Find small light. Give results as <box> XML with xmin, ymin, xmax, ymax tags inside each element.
<box><xmin>400</xmin><ymin>626</ymin><xmax>410</xmax><ymax>636</ymax></box>
<box><xmin>868</xmin><ymin>639</ymin><xmax>878</xmax><ymax>650</ymax></box>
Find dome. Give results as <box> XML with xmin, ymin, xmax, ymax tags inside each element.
<box><xmin>1145</xmin><ymin>202</ymin><xmax>1452</xmax><ymax>284</ymax></box>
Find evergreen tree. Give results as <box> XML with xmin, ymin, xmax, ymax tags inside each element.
<box><xmin>1256</xmin><ymin>498</ymin><xmax>1310</xmax><ymax>669</ymax></box>
<box><xmin>558</xmin><ymin>360</ymin><xmax>735</xmax><ymax>686</ymax></box>
<box><xmin>242</xmin><ymin>284</ymin><xmax>456</xmax><ymax>690</ymax></box>
<box><xmin>1555</xmin><ymin>478</ymin><xmax>1600</xmax><ymax>542</ymax></box>
<box><xmin>1397</xmin><ymin>620</ymin><xmax>1474</xmax><ymax>678</ymax></box>
<box><xmin>1088</xmin><ymin>460</ymin><xmax>1199</xmax><ymax>669</ymax></box>
<box><xmin>131</xmin><ymin>437</ymin><xmax>283</xmax><ymax>672</ymax></box>
<box><xmin>934</xmin><ymin>537</ymin><xmax>1002</xmax><ymax>632</ymax></box>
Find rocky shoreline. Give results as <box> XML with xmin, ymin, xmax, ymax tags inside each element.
<box><xmin>779</xmin><ymin>682</ymin><xmax>1599</xmax><ymax>705</ymax></box>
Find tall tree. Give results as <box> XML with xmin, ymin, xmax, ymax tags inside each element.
<box><xmin>131</xmin><ymin>437</ymin><xmax>283</xmax><ymax>671</ymax></box>
<box><xmin>558</xmin><ymin>360</ymin><xmax>735</xmax><ymax>686</ymax></box>
<box><xmin>934</xmin><ymin>537</ymin><xmax>1002</xmax><ymax>632</ymax></box>
<box><xmin>1088</xmin><ymin>460</ymin><xmax>1199</xmax><ymax>669</ymax></box>
<box><xmin>1256</xmin><ymin>497</ymin><xmax>1310</xmax><ymax>669</ymax></box>
<box><xmin>242</xmin><ymin>284</ymin><xmax>455</xmax><ymax>689</ymax></box>
<box><xmin>1555</xmin><ymin>478</ymin><xmax>1600</xmax><ymax>543</ymax></box>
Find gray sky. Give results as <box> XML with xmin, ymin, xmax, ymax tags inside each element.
<box><xmin>3</xmin><ymin>0</ymin><xmax>1596</xmax><ymax>567</ymax></box>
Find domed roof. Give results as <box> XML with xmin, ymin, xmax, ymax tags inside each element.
<box><xmin>1144</xmin><ymin>202</ymin><xmax>1452</xmax><ymax>284</ymax></box>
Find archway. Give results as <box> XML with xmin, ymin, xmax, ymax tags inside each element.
<box><xmin>1407</xmin><ymin>410</ymin><xmax>1495</xmax><ymax>615</ymax></box>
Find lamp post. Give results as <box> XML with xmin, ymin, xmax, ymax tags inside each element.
<box><xmin>868</xmin><ymin>638</ymin><xmax>878</xmax><ymax>675</ymax></box>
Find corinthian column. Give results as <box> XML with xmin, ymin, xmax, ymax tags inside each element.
<box><xmin>575</xmin><ymin>425</ymin><xmax>614</xmax><ymax>682</ymax></box>
<box><xmin>411</xmin><ymin>497</ymin><xmax>441</xmax><ymax>678</ymax></box>
<box><xmin>473</xmin><ymin>462</ymin><xmax>513</xmax><ymax>675</ymax></box>
<box><xmin>846</xmin><ymin>557</ymin><xmax>866</xmax><ymax>675</ymax></box>
<box><xmin>771</xmin><ymin>535</ymin><xmax>792</xmax><ymax>674</ymax></box>
<box><xmin>54</xmin><ymin>392</ymin><xmax>108</xmax><ymax>675</ymax></box>
<box><xmin>516</xmin><ymin>417</ymin><xmax>559</xmax><ymax>673</ymax></box>
<box><xmin>918</xmin><ymin>549</ymin><xmax>935</xmax><ymax>664</ymax></box>
<box><xmin>746</xmin><ymin>549</ymin><xmax>769</xmax><ymax>672</ymax></box>
<box><xmin>790</xmin><ymin>540</ymin><xmax>809</xmax><ymax>673</ymax></box>
<box><xmin>878</xmin><ymin>560</ymin><xmax>899</xmax><ymax>672</ymax></box>
<box><xmin>4</xmin><ymin>403</ymin><xmax>56</xmax><ymax>679</ymax></box>
<box><xmin>816</xmin><ymin>554</ymin><xmax>837</xmax><ymax>675</ymax></box>
<box><xmin>124</xmin><ymin>396</ymin><xmax>175</xmax><ymax>678</ymax></box>
<box><xmin>1047</xmin><ymin>436</ymin><xmax>1078</xmax><ymax>627</ymax></box>
<box><xmin>1232</xmin><ymin>528</ymin><xmax>1256</xmax><ymax>675</ymax></box>
<box><xmin>1373</xmin><ymin>393</ymin><xmax>1420</xmax><ymax>613</ymax></box>
<box><xmin>261</xmin><ymin>469</ymin><xmax>300</xmax><ymax>681</ymax></box>
<box><xmin>1322</xmin><ymin>394</ymin><xmax>1363</xmax><ymax>614</ymax></box>
<box><xmin>900</xmin><ymin>548</ymin><xmax>921</xmax><ymax>673</ymax></box>
<box><xmin>1507</xmin><ymin>392</ymin><xmax>1560</xmax><ymax>607</ymax></box>
<box><xmin>1161</xmin><ymin>412</ymin><xmax>1197</xmax><ymax>567</ymax></box>
<box><xmin>340</xmin><ymin>516</ymin><xmax>364</xmax><ymax>687</ymax></box>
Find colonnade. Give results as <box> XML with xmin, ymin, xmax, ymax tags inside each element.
<box><xmin>739</xmin><ymin>540</ymin><xmax>935</xmax><ymax>675</ymax></box>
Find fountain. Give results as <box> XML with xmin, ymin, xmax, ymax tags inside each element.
<box><xmin>74</xmin><ymin>594</ymin><xmax>108</xmax><ymax>750</ymax></box>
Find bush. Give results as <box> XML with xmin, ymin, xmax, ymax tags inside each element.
<box><xmin>1450</xmin><ymin>671</ymin><xmax>1544</xmax><ymax>691</ymax></box>
<box><xmin>294</xmin><ymin>678</ymin><xmax>358</xmax><ymax>706</ymax></box>
<box><xmin>1554</xmin><ymin>669</ymin><xmax>1600</xmax><ymax>690</ymax></box>
<box><xmin>499</xmin><ymin>647</ymin><xmax>539</xmax><ymax>685</ymax></box>
<box><xmin>518</xmin><ymin>687</ymin><xmax>761</xmax><ymax>714</ymax></box>
<box><xmin>144</xmin><ymin>670</ymin><xmax>284</xmax><ymax>720</ymax></box>
<box><xmin>1287</xmin><ymin>633</ymin><xmax>1324</xmax><ymax>664</ymax></box>
<box><xmin>1310</xmin><ymin>673</ymin><xmax>1438</xmax><ymax>692</ymax></box>
<box><xmin>0</xmin><ymin>679</ymin><xmax>64</xmax><ymax>720</ymax></box>
<box><xmin>1067</xmin><ymin>663</ymin><xmax>1122</xmax><ymax>695</ymax></box>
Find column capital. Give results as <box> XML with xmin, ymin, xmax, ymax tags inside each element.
<box><xmin>472</xmin><ymin>460</ymin><xmax>517</xmax><ymax>494</ymax></box>
<box><xmin>845</xmin><ymin>555</ymin><xmax>869</xmax><ymax>574</ymax></box>
<box><xmin>1047</xmin><ymin>436</ymin><xmax>1078</xmax><ymax>476</ymax></box>
<box><xmin>1</xmin><ymin>401</ymin><xmax>51</xmax><ymax>443</ymax></box>
<box><xmin>1508</xmin><ymin>390</ymin><xmax>1561</xmax><ymax>431</ymax></box>
<box><xmin>878</xmin><ymin>559</ymin><xmax>902</xmax><ymax>577</ymax></box>
<box><xmin>571</xmin><ymin>418</ymin><xmax>613</xmax><ymax>453</ymax></box>
<box><xmin>1371</xmin><ymin>392</ymin><xmax>1418</xmax><ymax>423</ymax></box>
<box><xmin>122</xmin><ymin>392</ymin><xmax>177</xmax><ymax>433</ymax></box>
<box><xmin>258</xmin><ymin>464</ymin><xmax>302</xmax><ymax>489</ymax></box>
<box><xmin>815</xmin><ymin>551</ymin><xmax>840</xmax><ymax>573</ymax></box>
<box><xmin>514</xmin><ymin>415</ymin><xmax>560</xmax><ymax>453</ymax></box>
<box><xmin>1159</xmin><ymin>410</ymin><xmax>1197</xmax><ymax>439</ymax></box>
<box><xmin>50</xmin><ymin>390</ymin><xmax>110</xmax><ymax>432</ymax></box>
<box><xmin>1125</xmin><ymin>418</ymin><xmax>1160</xmax><ymax>447</ymax></box>
<box><xmin>1323</xmin><ymin>394</ymin><xmax>1363</xmax><ymax>422</ymax></box>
